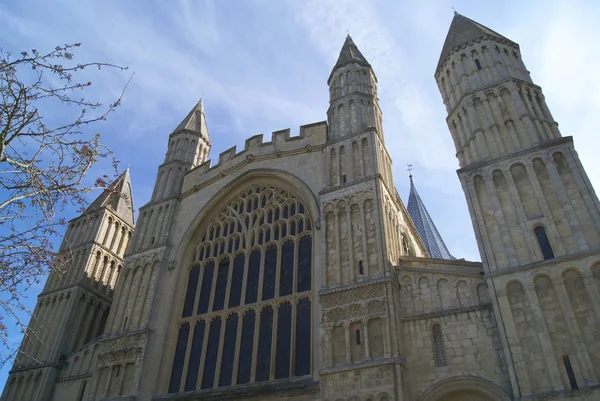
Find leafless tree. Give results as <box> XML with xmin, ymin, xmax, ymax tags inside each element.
<box><xmin>0</xmin><ymin>43</ymin><xmax>129</xmax><ymax>365</ymax></box>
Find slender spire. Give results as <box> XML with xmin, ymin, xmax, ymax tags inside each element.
<box><xmin>437</xmin><ymin>13</ymin><xmax>516</xmax><ymax>73</ymax></box>
<box><xmin>407</xmin><ymin>174</ymin><xmax>454</xmax><ymax>260</ymax></box>
<box><xmin>86</xmin><ymin>169</ymin><xmax>135</xmax><ymax>226</ymax></box>
<box><xmin>172</xmin><ymin>99</ymin><xmax>210</xmax><ymax>140</ymax></box>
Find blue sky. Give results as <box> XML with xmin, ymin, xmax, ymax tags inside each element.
<box><xmin>2</xmin><ymin>0</ymin><xmax>600</xmax><ymax>390</ymax></box>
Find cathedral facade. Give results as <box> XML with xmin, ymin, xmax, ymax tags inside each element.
<box><xmin>3</xmin><ymin>13</ymin><xmax>600</xmax><ymax>401</ymax></box>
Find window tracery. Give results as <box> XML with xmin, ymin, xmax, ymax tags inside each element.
<box><xmin>169</xmin><ymin>184</ymin><xmax>313</xmax><ymax>392</ymax></box>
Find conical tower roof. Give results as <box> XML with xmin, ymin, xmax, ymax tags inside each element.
<box><xmin>437</xmin><ymin>12</ymin><xmax>516</xmax><ymax>73</ymax></box>
<box><xmin>86</xmin><ymin>169</ymin><xmax>135</xmax><ymax>226</ymax></box>
<box><xmin>407</xmin><ymin>175</ymin><xmax>454</xmax><ymax>260</ymax></box>
<box><xmin>328</xmin><ymin>35</ymin><xmax>372</xmax><ymax>83</ymax></box>
<box><xmin>172</xmin><ymin>99</ymin><xmax>210</xmax><ymax>140</ymax></box>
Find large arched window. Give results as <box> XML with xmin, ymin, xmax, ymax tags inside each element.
<box><xmin>169</xmin><ymin>184</ymin><xmax>314</xmax><ymax>393</ymax></box>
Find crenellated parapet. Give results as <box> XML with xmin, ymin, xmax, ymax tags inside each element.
<box><xmin>182</xmin><ymin>122</ymin><xmax>327</xmax><ymax>194</ymax></box>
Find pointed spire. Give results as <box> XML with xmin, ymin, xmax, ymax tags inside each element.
<box><xmin>335</xmin><ymin>35</ymin><xmax>370</xmax><ymax>69</ymax></box>
<box><xmin>172</xmin><ymin>99</ymin><xmax>210</xmax><ymax>140</ymax></box>
<box><xmin>407</xmin><ymin>174</ymin><xmax>454</xmax><ymax>260</ymax></box>
<box><xmin>329</xmin><ymin>35</ymin><xmax>371</xmax><ymax>83</ymax></box>
<box><xmin>86</xmin><ymin>169</ymin><xmax>135</xmax><ymax>226</ymax></box>
<box><xmin>437</xmin><ymin>13</ymin><xmax>516</xmax><ymax>73</ymax></box>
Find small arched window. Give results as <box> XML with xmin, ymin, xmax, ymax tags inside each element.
<box><xmin>77</xmin><ymin>380</ymin><xmax>87</xmax><ymax>401</ymax></box>
<box><xmin>356</xmin><ymin>329</ymin><xmax>361</xmax><ymax>345</ymax></box>
<box><xmin>358</xmin><ymin>260</ymin><xmax>364</xmax><ymax>275</ymax></box>
<box><xmin>402</xmin><ymin>233</ymin><xmax>414</xmax><ymax>257</ymax></box>
<box><xmin>474</xmin><ymin>59</ymin><xmax>482</xmax><ymax>70</ymax></box>
<box><xmin>432</xmin><ymin>324</ymin><xmax>447</xmax><ymax>367</ymax></box>
<box><xmin>534</xmin><ymin>226</ymin><xmax>554</xmax><ymax>260</ymax></box>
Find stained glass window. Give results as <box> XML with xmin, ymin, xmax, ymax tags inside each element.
<box><xmin>172</xmin><ymin>184</ymin><xmax>314</xmax><ymax>392</ymax></box>
<box><xmin>245</xmin><ymin>250</ymin><xmax>260</xmax><ymax>304</ymax></box>
<box><xmin>201</xmin><ymin>317</ymin><xmax>221</xmax><ymax>389</ymax></box>
<box><xmin>184</xmin><ymin>320</ymin><xmax>205</xmax><ymax>391</ymax></box>
<box><xmin>228</xmin><ymin>254</ymin><xmax>244</xmax><ymax>308</ymax></box>
<box><xmin>275</xmin><ymin>302</ymin><xmax>292</xmax><ymax>379</ymax></box>
<box><xmin>262</xmin><ymin>245</ymin><xmax>277</xmax><ymax>300</ymax></box>
<box><xmin>256</xmin><ymin>307</ymin><xmax>273</xmax><ymax>382</ymax></box>
<box><xmin>212</xmin><ymin>258</ymin><xmax>230</xmax><ymax>311</ymax></box>
<box><xmin>197</xmin><ymin>261</ymin><xmax>214</xmax><ymax>314</ymax></box>
<box><xmin>279</xmin><ymin>241</ymin><xmax>294</xmax><ymax>296</ymax></box>
<box><xmin>237</xmin><ymin>310</ymin><xmax>255</xmax><ymax>384</ymax></box>
<box><xmin>219</xmin><ymin>314</ymin><xmax>238</xmax><ymax>387</ymax></box>
<box><xmin>297</xmin><ymin>236</ymin><xmax>312</xmax><ymax>292</ymax></box>
<box><xmin>182</xmin><ymin>267</ymin><xmax>199</xmax><ymax>317</ymax></box>
<box><xmin>168</xmin><ymin>323</ymin><xmax>189</xmax><ymax>393</ymax></box>
<box><xmin>294</xmin><ymin>298</ymin><xmax>311</xmax><ymax>376</ymax></box>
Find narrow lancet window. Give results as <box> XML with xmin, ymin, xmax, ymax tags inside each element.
<box><xmin>432</xmin><ymin>324</ymin><xmax>447</xmax><ymax>367</ymax></box>
<box><xmin>534</xmin><ymin>226</ymin><xmax>554</xmax><ymax>260</ymax></box>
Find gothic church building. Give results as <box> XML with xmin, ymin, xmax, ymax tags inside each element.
<box><xmin>3</xmin><ymin>13</ymin><xmax>600</xmax><ymax>401</ymax></box>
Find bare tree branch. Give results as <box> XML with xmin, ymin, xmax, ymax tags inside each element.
<box><xmin>0</xmin><ymin>42</ymin><xmax>129</xmax><ymax>367</ymax></box>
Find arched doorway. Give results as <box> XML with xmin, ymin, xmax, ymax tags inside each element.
<box><xmin>419</xmin><ymin>376</ymin><xmax>511</xmax><ymax>401</ymax></box>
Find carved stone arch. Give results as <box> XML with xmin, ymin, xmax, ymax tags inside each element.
<box><xmin>559</xmin><ymin>266</ymin><xmax>582</xmax><ymax>279</ymax></box>
<box><xmin>276</xmin><ymin>299</ymin><xmax>292</xmax><ymax>309</ymax></box>
<box><xmin>530</xmin><ymin>270</ymin><xmax>554</xmax><ymax>285</ymax></box>
<box><xmin>297</xmin><ymin>294</ymin><xmax>311</xmax><ymax>303</ymax></box>
<box><xmin>589</xmin><ymin>260</ymin><xmax>600</xmax><ymax>275</ymax></box>
<box><xmin>375</xmin><ymin>392</ymin><xmax>392</xmax><ymax>401</ymax></box>
<box><xmin>366</xmin><ymin>300</ymin><xmax>385</xmax><ymax>315</ymax></box>
<box><xmin>327</xmin><ymin>307</ymin><xmax>347</xmax><ymax>322</ymax></box>
<box><xmin>202</xmin><ymin>258</ymin><xmax>216</xmax><ymax>268</ymax></box>
<box><xmin>417</xmin><ymin>275</ymin><xmax>431</xmax><ymax>288</ymax></box>
<box><xmin>476</xmin><ymin>282</ymin><xmax>490</xmax><ymax>304</ymax></box>
<box><xmin>348</xmin><ymin>303</ymin><xmax>362</xmax><ymax>318</ymax></box>
<box><xmin>504</xmin><ymin>278</ymin><xmax>524</xmax><ymax>293</ymax></box>
<box><xmin>418</xmin><ymin>375</ymin><xmax>511</xmax><ymax>401</ymax></box>
<box><xmin>434</xmin><ymin>276</ymin><xmax>450</xmax><ymax>288</ymax></box>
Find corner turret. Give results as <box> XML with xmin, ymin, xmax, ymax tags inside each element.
<box><xmin>327</xmin><ymin>35</ymin><xmax>383</xmax><ymax>141</ymax></box>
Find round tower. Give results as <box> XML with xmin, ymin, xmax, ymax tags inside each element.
<box><xmin>436</xmin><ymin>13</ymin><xmax>560</xmax><ymax>168</ymax></box>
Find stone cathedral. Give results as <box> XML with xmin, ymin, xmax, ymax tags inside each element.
<box><xmin>3</xmin><ymin>12</ymin><xmax>600</xmax><ymax>401</ymax></box>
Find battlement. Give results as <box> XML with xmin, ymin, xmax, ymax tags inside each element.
<box><xmin>183</xmin><ymin>121</ymin><xmax>327</xmax><ymax>193</ymax></box>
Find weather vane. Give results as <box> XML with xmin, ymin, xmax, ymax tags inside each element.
<box><xmin>407</xmin><ymin>164</ymin><xmax>413</xmax><ymax>177</ymax></box>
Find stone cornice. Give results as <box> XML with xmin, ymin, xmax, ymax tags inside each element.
<box><xmin>457</xmin><ymin>136</ymin><xmax>572</xmax><ymax>175</ymax></box>
<box><xmin>485</xmin><ymin>247</ymin><xmax>600</xmax><ymax>279</ymax></box>
<box><xmin>318</xmin><ymin>275</ymin><xmax>392</xmax><ymax>296</ymax></box>
<box><xmin>319</xmin><ymin>356</ymin><xmax>405</xmax><ymax>375</ymax></box>
<box><xmin>400</xmin><ymin>303</ymin><xmax>492</xmax><ymax>322</ymax></box>
<box><xmin>9</xmin><ymin>362</ymin><xmax>59</xmax><ymax>375</ymax></box>
<box><xmin>445</xmin><ymin>76</ymin><xmax>541</xmax><ymax>119</ymax></box>
<box><xmin>55</xmin><ymin>373</ymin><xmax>92</xmax><ymax>384</ymax></box>
<box><xmin>152</xmin><ymin>376</ymin><xmax>319</xmax><ymax>401</ymax></box>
